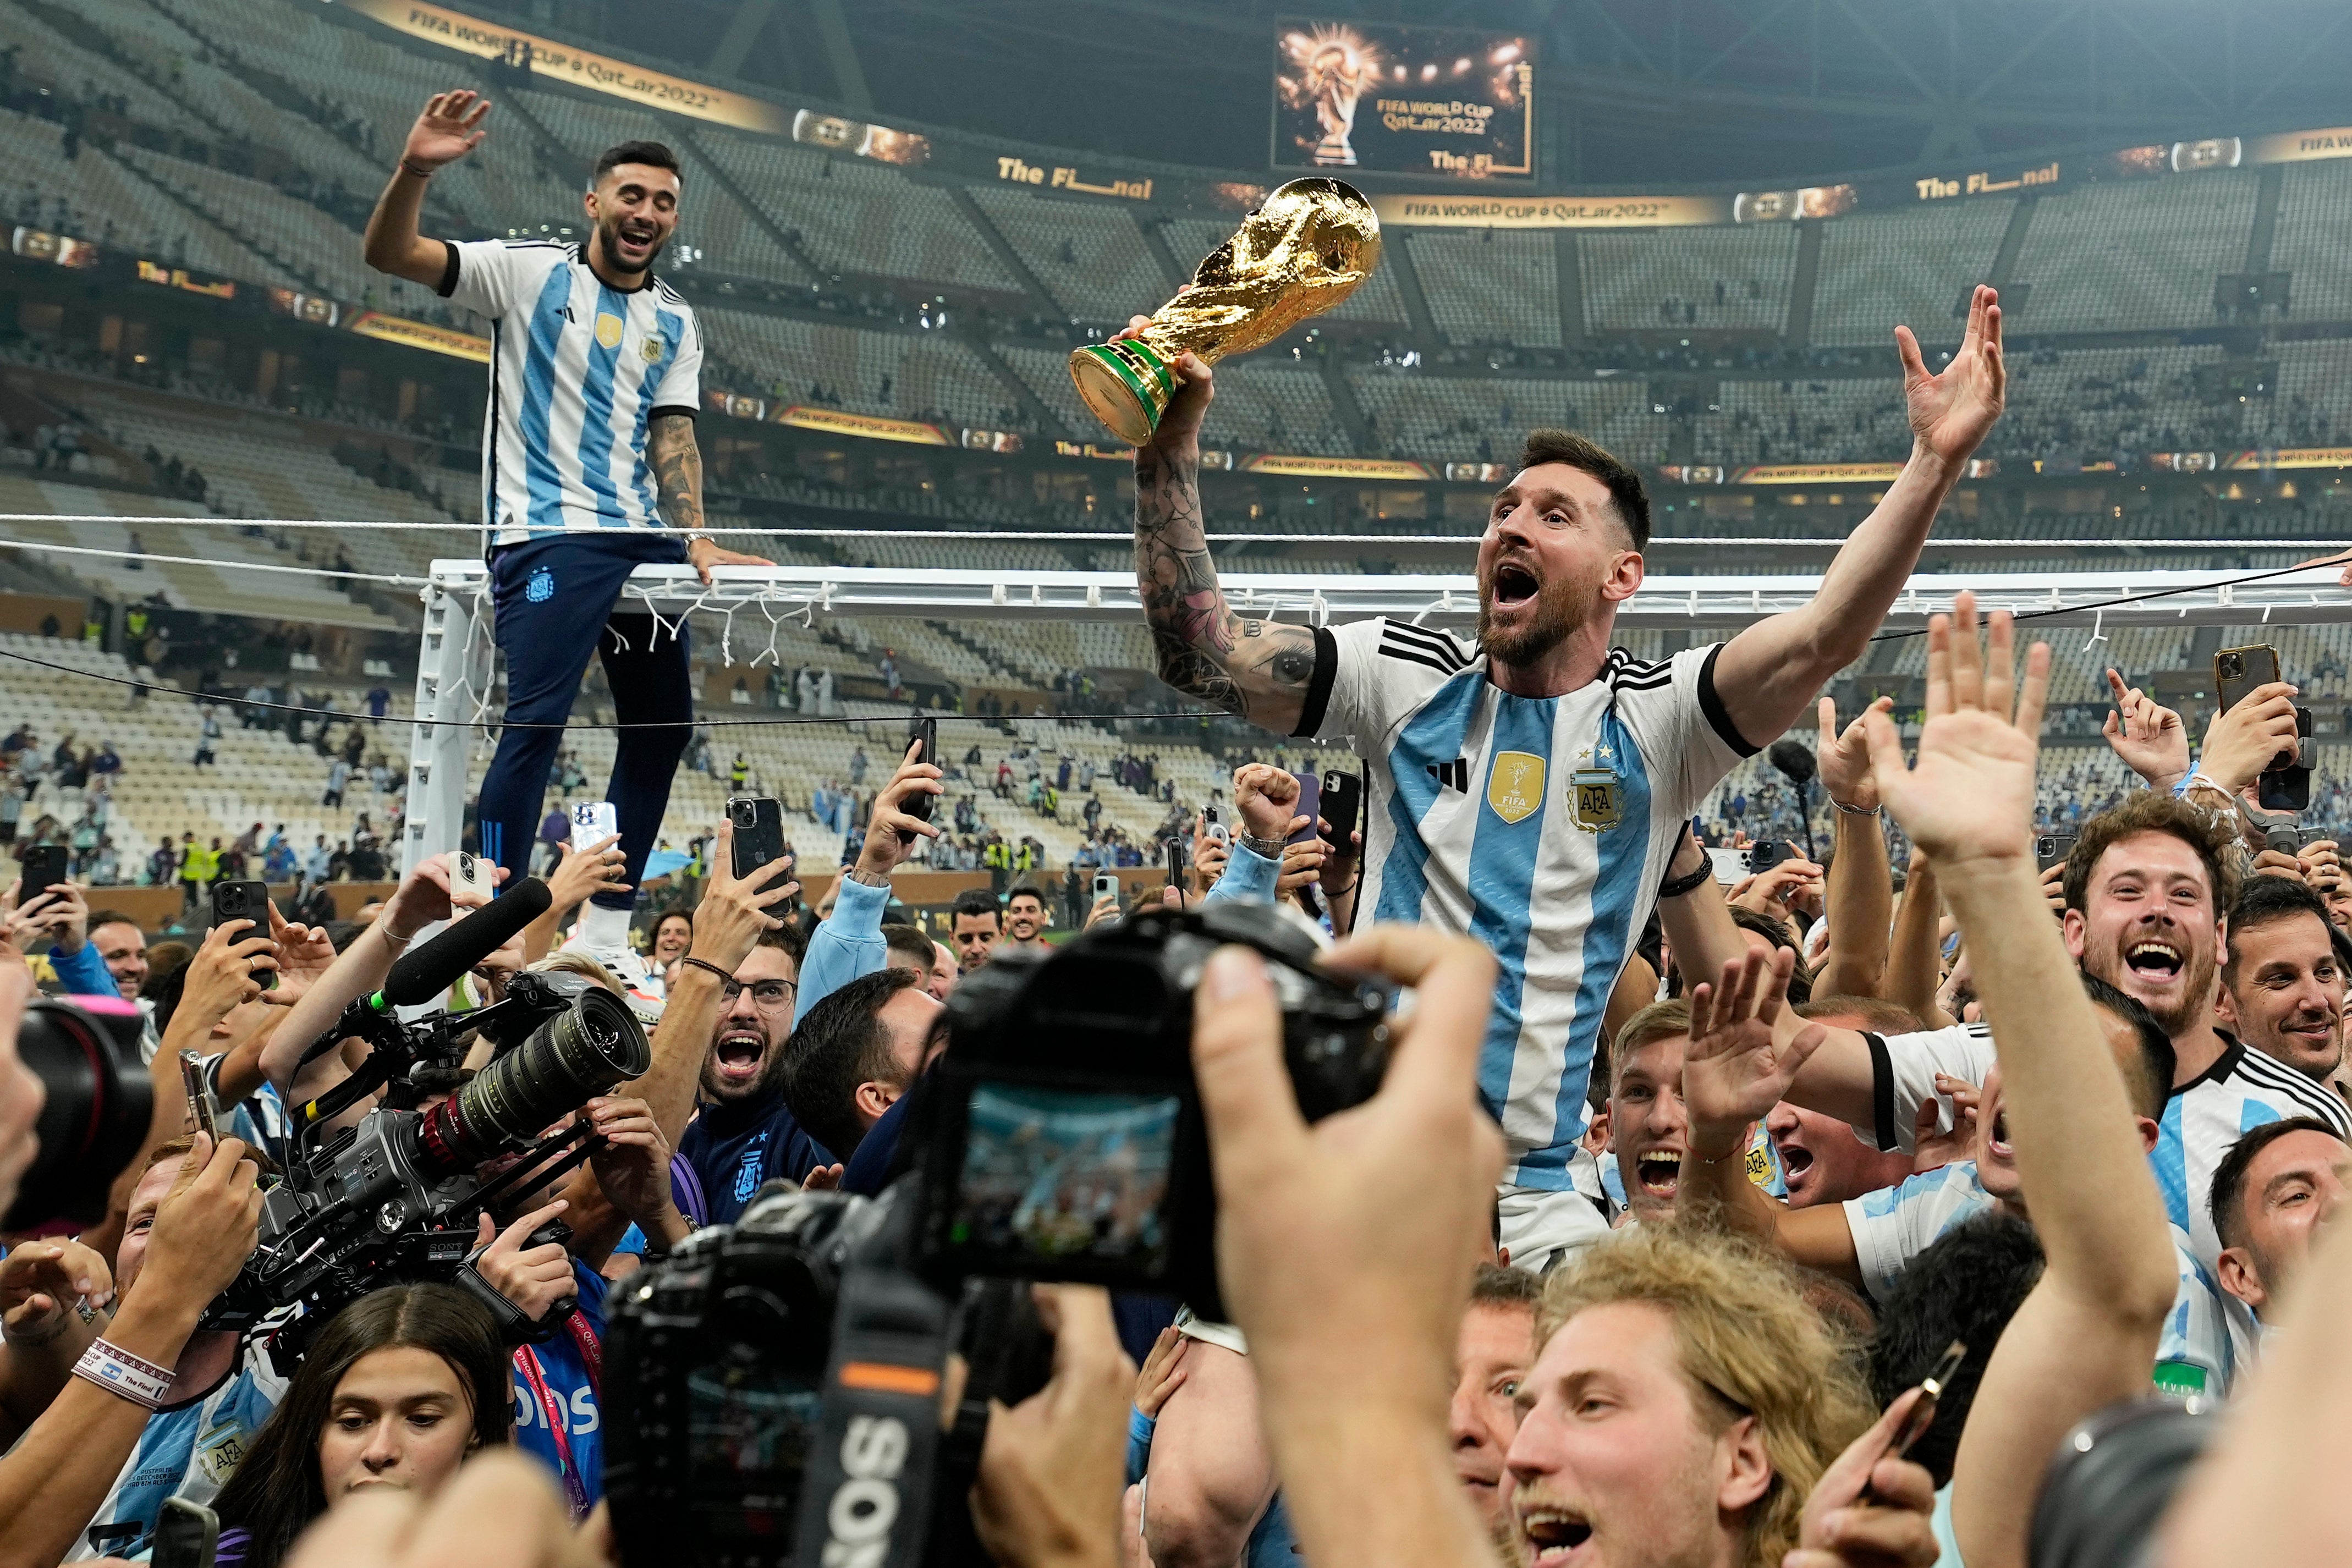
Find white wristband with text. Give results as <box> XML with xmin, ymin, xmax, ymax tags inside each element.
<box><xmin>71</xmin><ymin>1337</ymin><xmax>173</xmax><ymax>1410</ymax></box>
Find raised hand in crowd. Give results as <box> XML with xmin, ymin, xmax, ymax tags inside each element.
<box><xmin>0</xmin><ymin>877</ymin><xmax>87</xmax><ymax>958</ymax></box>
<box><xmin>2195</xmin><ymin>677</ymin><xmax>2300</xmax><ymax>796</ymax></box>
<box><xmin>264</xmin><ymin>896</ymin><xmax>336</xmax><ymax>1008</ymax></box>
<box><xmin>1910</xmin><ymin>1072</ymin><xmax>1980</xmax><ymax>1174</ymax></box>
<box><xmin>1190</xmin><ymin>925</ymin><xmax>1502</xmax><ymax>1568</ymax></box>
<box><xmin>853</xmin><ymin>738</ymin><xmax>945</xmax><ymax>879</ymax></box>
<box><xmin>1188</xmin><ymin>811</ymin><xmax>1228</xmax><ymax>899</ymax></box>
<box><xmin>1816</xmin><ymin>695</ymin><xmax>1895</xmax><ymax>996</ymax></box>
<box><xmin>526</xmin><ymin>834</ymin><xmax>627</xmax><ymax>965</ymax></box>
<box><xmin>2101</xmin><ymin>669</ymin><xmax>2190</xmax><ymax>791</ymax></box>
<box><xmin>1859</xmin><ymin>593</ymin><xmax>2177</xmax><ymax>1568</ymax></box>
<box><xmin>1229</xmin><ymin>763</ymin><xmax>1307</xmax><ymax>854</ymax></box>
<box><xmin>172</xmin><ymin>916</ymin><xmax>280</xmax><ymax>1036</ymax></box>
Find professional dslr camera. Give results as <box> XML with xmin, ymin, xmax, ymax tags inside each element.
<box><xmin>606</xmin><ymin>900</ymin><xmax>1392</xmax><ymax>1568</ymax></box>
<box><xmin>3</xmin><ymin>992</ymin><xmax>152</xmax><ymax>1233</ymax></box>
<box><xmin>206</xmin><ymin>882</ymin><xmax>652</xmax><ymax>1371</ymax></box>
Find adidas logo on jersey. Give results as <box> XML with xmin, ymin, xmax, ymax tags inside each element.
<box><xmin>1428</xmin><ymin>757</ymin><xmax>1470</xmax><ymax>791</ymax></box>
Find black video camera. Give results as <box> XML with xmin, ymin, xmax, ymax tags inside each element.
<box><xmin>207</xmin><ymin>964</ymin><xmax>650</xmax><ymax>1372</ymax></box>
<box><xmin>604</xmin><ymin>901</ymin><xmax>1393</xmax><ymax>1568</ymax></box>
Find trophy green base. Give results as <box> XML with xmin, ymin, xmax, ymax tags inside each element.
<box><xmin>1068</xmin><ymin>337</ymin><xmax>1177</xmax><ymax>447</ymax></box>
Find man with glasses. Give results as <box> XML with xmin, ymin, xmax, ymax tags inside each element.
<box><xmin>676</xmin><ymin>747</ymin><xmax>944</xmax><ymax>1217</ymax></box>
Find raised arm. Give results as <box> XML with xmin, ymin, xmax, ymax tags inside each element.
<box><xmin>1679</xmin><ymin>945</ymin><xmax>1869</xmax><ymax>1288</ymax></box>
<box><xmin>1710</xmin><ymin>287</ymin><xmax>2004</xmax><ymax>744</ymax></box>
<box><xmin>1882</xmin><ymin>852</ymin><xmax>1957</xmax><ymax>1028</ymax></box>
<box><xmin>1656</xmin><ymin>829</ymin><xmax>1881</xmax><ymax>1127</ymax></box>
<box><xmin>1812</xmin><ymin>696</ymin><xmax>1894</xmax><ymax>999</ymax></box>
<box><xmin>361</xmin><ymin>90</ymin><xmax>486</xmax><ymax>287</ymax></box>
<box><xmin>1860</xmin><ymin>596</ymin><xmax>2177</xmax><ymax>1568</ymax></box>
<box><xmin>1124</xmin><ymin>332</ymin><xmax>1318</xmax><ymax>734</ymax></box>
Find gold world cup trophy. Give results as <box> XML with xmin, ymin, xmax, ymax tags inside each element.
<box><xmin>1067</xmin><ymin>178</ymin><xmax>1382</xmax><ymax>447</ymax></box>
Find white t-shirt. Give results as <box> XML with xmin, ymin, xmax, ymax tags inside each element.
<box><xmin>1298</xmin><ymin>623</ymin><xmax>1750</xmax><ymax>1187</ymax></box>
<box><xmin>1841</xmin><ymin>1159</ymin><xmax>2243</xmax><ymax>1396</ymax></box>
<box><xmin>438</xmin><ymin>239</ymin><xmax>704</xmax><ymax>545</ymax></box>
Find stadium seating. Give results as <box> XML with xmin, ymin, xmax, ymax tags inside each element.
<box><xmin>2010</xmin><ymin>172</ymin><xmax>2259</xmax><ymax>333</ymax></box>
<box><xmin>1404</xmin><ymin>230</ymin><xmax>1562</xmax><ymax>347</ymax></box>
<box><xmin>1580</xmin><ymin>225</ymin><xmax>1798</xmax><ymax>334</ymax></box>
<box><xmin>1810</xmin><ymin>199</ymin><xmax>2008</xmax><ymax>347</ymax></box>
<box><xmin>968</xmin><ymin>188</ymin><xmax>1166</xmax><ymax>326</ymax></box>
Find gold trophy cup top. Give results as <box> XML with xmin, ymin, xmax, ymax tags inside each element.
<box><xmin>1067</xmin><ymin>178</ymin><xmax>1382</xmax><ymax>444</ymax></box>
<box><xmin>1144</xmin><ymin>177</ymin><xmax>1383</xmax><ymax>367</ymax></box>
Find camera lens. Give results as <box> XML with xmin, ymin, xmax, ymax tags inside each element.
<box><xmin>6</xmin><ymin>997</ymin><xmax>154</xmax><ymax>1230</ymax></box>
<box><xmin>418</xmin><ymin>988</ymin><xmax>651</xmax><ymax>1174</ymax></box>
<box><xmin>2029</xmin><ymin>1396</ymin><xmax>2217</xmax><ymax>1568</ymax></box>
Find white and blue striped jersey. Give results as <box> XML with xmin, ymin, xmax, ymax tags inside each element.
<box><xmin>67</xmin><ymin>1350</ymin><xmax>285</xmax><ymax>1560</ymax></box>
<box><xmin>1841</xmin><ymin>1160</ymin><xmax>2243</xmax><ymax>1396</ymax></box>
<box><xmin>1864</xmin><ymin>1025</ymin><xmax>2352</xmax><ymax>1272</ymax></box>
<box><xmin>438</xmin><ymin>239</ymin><xmax>703</xmax><ymax>546</ymax></box>
<box><xmin>1296</xmin><ymin>620</ymin><xmax>1752</xmax><ymax>1187</ymax></box>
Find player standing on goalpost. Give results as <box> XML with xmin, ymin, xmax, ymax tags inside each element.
<box><xmin>362</xmin><ymin>89</ymin><xmax>768</xmax><ymax>979</ymax></box>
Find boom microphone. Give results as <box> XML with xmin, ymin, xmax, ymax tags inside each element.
<box><xmin>381</xmin><ymin>879</ymin><xmax>553</xmax><ymax>1007</ymax></box>
<box><xmin>1768</xmin><ymin>740</ymin><xmax>1817</xmax><ymax>784</ymax></box>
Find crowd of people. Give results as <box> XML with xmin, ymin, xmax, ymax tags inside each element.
<box><xmin>16</xmin><ymin>93</ymin><xmax>2352</xmax><ymax>1568</ymax></box>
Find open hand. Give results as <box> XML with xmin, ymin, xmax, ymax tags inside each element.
<box><xmin>1902</xmin><ymin>285</ymin><xmax>2004</xmax><ymax>467</ymax></box>
<box><xmin>686</xmin><ymin>536</ymin><xmax>774</xmax><ymax>586</ymax></box>
<box><xmin>1684</xmin><ymin>945</ymin><xmax>1825</xmax><ymax>1158</ymax></box>
<box><xmin>403</xmin><ymin>90</ymin><xmax>491</xmax><ymax>172</ymax></box>
<box><xmin>547</xmin><ymin>834</ymin><xmax>629</xmax><ymax>911</ymax></box>
<box><xmin>686</xmin><ymin>818</ymin><xmax>799</xmax><ymax>973</ymax></box>
<box><xmin>1861</xmin><ymin>592</ymin><xmax>2048</xmax><ymax>871</ymax></box>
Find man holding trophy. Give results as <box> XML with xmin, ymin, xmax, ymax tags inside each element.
<box><xmin>1092</xmin><ymin>181</ymin><xmax>2008</xmax><ymax>1268</ymax></box>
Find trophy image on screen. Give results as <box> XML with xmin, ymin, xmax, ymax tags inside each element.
<box><xmin>1067</xmin><ymin>178</ymin><xmax>1382</xmax><ymax>447</ymax></box>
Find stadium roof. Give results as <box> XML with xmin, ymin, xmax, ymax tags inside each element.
<box><xmin>465</xmin><ymin>0</ymin><xmax>2352</xmax><ymax>188</ymax></box>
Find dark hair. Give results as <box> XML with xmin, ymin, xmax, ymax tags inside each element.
<box><xmin>212</xmin><ymin>1285</ymin><xmax>511</xmax><ymax>1568</ymax></box>
<box><xmin>2208</xmin><ymin>1114</ymin><xmax>2344</xmax><ymax>1253</ymax></box>
<box><xmin>150</xmin><ymin>960</ymin><xmax>186</xmax><ymax>1037</ymax></box>
<box><xmin>753</xmin><ymin>916</ymin><xmax>808</xmax><ymax>966</ymax></box>
<box><xmin>1866</xmin><ymin>1212</ymin><xmax>2044</xmax><ymax>1489</ymax></box>
<box><xmin>1726</xmin><ymin>907</ymin><xmax>1813</xmax><ymax>1003</ymax></box>
<box><xmin>1469</xmin><ymin>1261</ymin><xmax>1542</xmax><ymax>1311</ymax></box>
<box><xmin>1004</xmin><ymin>883</ymin><xmax>1047</xmax><ymax>911</ymax></box>
<box><xmin>783</xmin><ymin>966</ymin><xmax>924</xmax><ymax>1160</ymax></box>
<box><xmin>1518</xmin><ymin>428</ymin><xmax>1652</xmax><ymax>551</ymax></box>
<box><xmin>653</xmin><ymin>910</ymin><xmax>694</xmax><ymax>938</ymax></box>
<box><xmin>2062</xmin><ymin>791</ymin><xmax>2238</xmax><ymax>918</ymax></box>
<box><xmin>1796</xmin><ymin>995</ymin><xmax>1923</xmax><ymax>1033</ymax></box>
<box><xmin>85</xmin><ymin>909</ymin><xmax>142</xmax><ymax>937</ymax></box>
<box><xmin>950</xmin><ymin>889</ymin><xmax>1001</xmax><ymax>925</ymax></box>
<box><xmin>881</xmin><ymin>922</ymin><xmax>936</xmax><ymax>971</ymax></box>
<box><xmin>592</xmin><ymin>140</ymin><xmax>680</xmax><ymax>186</ymax></box>
<box><xmin>2225</xmin><ymin>874</ymin><xmax>2337</xmax><ymax>982</ymax></box>
<box><xmin>2076</xmin><ymin>973</ymin><xmax>2176</xmax><ymax>1120</ymax></box>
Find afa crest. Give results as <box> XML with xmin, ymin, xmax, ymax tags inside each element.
<box><xmin>1486</xmin><ymin>752</ymin><xmax>1546</xmax><ymax>824</ymax></box>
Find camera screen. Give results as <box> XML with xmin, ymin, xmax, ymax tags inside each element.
<box><xmin>950</xmin><ymin>1083</ymin><xmax>1180</xmax><ymax>1270</ymax></box>
<box><xmin>687</xmin><ymin>1353</ymin><xmax>823</xmax><ymax>1536</ymax></box>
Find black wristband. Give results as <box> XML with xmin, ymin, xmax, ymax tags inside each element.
<box><xmin>1657</xmin><ymin>860</ymin><xmax>1716</xmax><ymax>900</ymax></box>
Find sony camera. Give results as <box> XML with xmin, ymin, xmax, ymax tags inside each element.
<box><xmin>604</xmin><ymin>901</ymin><xmax>1393</xmax><ymax>1568</ymax></box>
<box><xmin>208</xmin><ymin>969</ymin><xmax>650</xmax><ymax>1369</ymax></box>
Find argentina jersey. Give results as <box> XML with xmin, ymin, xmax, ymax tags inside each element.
<box><xmin>69</xmin><ymin>1350</ymin><xmax>287</xmax><ymax>1559</ymax></box>
<box><xmin>1295</xmin><ymin>618</ymin><xmax>1753</xmax><ymax>1187</ymax></box>
<box><xmin>438</xmin><ymin>239</ymin><xmax>702</xmax><ymax>544</ymax></box>
<box><xmin>2161</xmin><ymin>1037</ymin><xmax>2352</xmax><ymax>1272</ymax></box>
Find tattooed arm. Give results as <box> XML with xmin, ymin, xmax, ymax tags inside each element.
<box><xmin>1129</xmin><ymin>338</ymin><xmax>1320</xmax><ymax>733</ymax></box>
<box><xmin>651</xmin><ymin>412</ymin><xmax>771</xmax><ymax>585</ymax></box>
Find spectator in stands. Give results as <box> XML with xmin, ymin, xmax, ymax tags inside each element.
<box><xmin>366</xmin><ymin>93</ymin><xmax>771</xmax><ymax>986</ymax></box>
<box><xmin>0</xmin><ymin>777</ymin><xmax>21</xmax><ymax>848</ymax></box>
<box><xmin>323</xmin><ymin>756</ymin><xmax>350</xmax><ymax>810</ymax></box>
<box><xmin>950</xmin><ymin>887</ymin><xmax>1002</xmax><ymax>973</ymax></box>
<box><xmin>192</xmin><ymin>705</ymin><xmax>221</xmax><ymax>769</ymax></box>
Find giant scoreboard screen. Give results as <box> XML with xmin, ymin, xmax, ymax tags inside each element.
<box><xmin>1273</xmin><ymin>19</ymin><xmax>1535</xmax><ymax>181</ymax></box>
